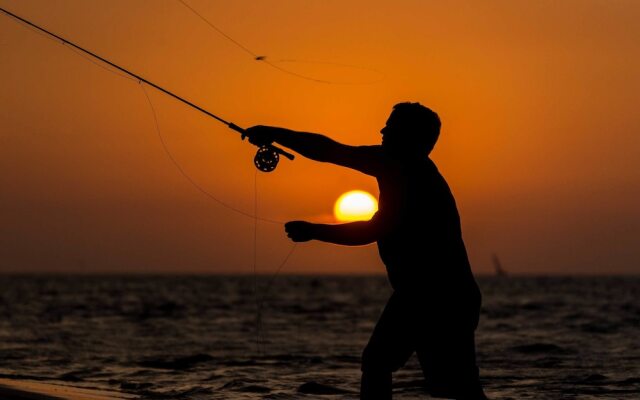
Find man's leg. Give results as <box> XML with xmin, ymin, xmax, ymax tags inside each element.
<box><xmin>455</xmin><ymin>384</ymin><xmax>489</xmax><ymax>400</ymax></box>
<box><xmin>360</xmin><ymin>292</ymin><xmax>414</xmax><ymax>400</ymax></box>
<box><xmin>416</xmin><ymin>320</ymin><xmax>487</xmax><ymax>399</ymax></box>
<box><xmin>360</xmin><ymin>369</ymin><xmax>392</xmax><ymax>400</ymax></box>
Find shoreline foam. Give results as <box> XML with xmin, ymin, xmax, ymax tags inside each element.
<box><xmin>0</xmin><ymin>379</ymin><xmax>136</xmax><ymax>400</ymax></box>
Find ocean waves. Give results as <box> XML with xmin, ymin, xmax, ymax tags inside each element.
<box><xmin>0</xmin><ymin>275</ymin><xmax>638</xmax><ymax>399</ymax></box>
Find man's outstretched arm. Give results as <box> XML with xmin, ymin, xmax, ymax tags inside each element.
<box><xmin>246</xmin><ymin>126</ymin><xmax>342</xmax><ymax>163</ymax></box>
<box><xmin>285</xmin><ymin>212</ymin><xmax>391</xmax><ymax>246</ymax></box>
<box><xmin>245</xmin><ymin>125</ymin><xmax>383</xmax><ymax>176</ymax></box>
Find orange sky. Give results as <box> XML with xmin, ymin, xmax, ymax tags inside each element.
<box><xmin>1</xmin><ymin>0</ymin><xmax>639</xmax><ymax>275</ymax></box>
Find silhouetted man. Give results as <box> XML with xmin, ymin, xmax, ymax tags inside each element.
<box><xmin>246</xmin><ymin>102</ymin><xmax>487</xmax><ymax>400</ymax></box>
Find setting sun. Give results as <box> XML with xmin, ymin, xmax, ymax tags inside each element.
<box><xmin>334</xmin><ymin>190</ymin><xmax>378</xmax><ymax>222</ymax></box>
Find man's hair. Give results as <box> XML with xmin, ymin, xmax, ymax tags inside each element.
<box><xmin>391</xmin><ymin>102</ymin><xmax>441</xmax><ymax>153</ymax></box>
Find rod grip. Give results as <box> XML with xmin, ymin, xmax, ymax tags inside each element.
<box><xmin>227</xmin><ymin>122</ymin><xmax>295</xmax><ymax>161</ymax></box>
<box><xmin>274</xmin><ymin>146</ymin><xmax>295</xmax><ymax>160</ymax></box>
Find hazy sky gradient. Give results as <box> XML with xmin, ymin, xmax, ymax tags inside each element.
<box><xmin>1</xmin><ymin>0</ymin><xmax>639</xmax><ymax>274</ymax></box>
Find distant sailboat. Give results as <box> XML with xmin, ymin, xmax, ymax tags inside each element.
<box><xmin>492</xmin><ymin>253</ymin><xmax>508</xmax><ymax>277</ymax></box>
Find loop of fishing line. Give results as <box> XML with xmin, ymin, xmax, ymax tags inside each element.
<box><xmin>177</xmin><ymin>0</ymin><xmax>385</xmax><ymax>85</ymax></box>
<box><xmin>139</xmin><ymin>84</ymin><xmax>283</xmax><ymax>224</ymax></box>
<box><xmin>143</xmin><ymin>83</ymin><xmax>296</xmax><ymax>354</ymax></box>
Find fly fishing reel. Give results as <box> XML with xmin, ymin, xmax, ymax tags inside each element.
<box><xmin>229</xmin><ymin>123</ymin><xmax>295</xmax><ymax>172</ymax></box>
<box><xmin>254</xmin><ymin>145</ymin><xmax>280</xmax><ymax>172</ymax></box>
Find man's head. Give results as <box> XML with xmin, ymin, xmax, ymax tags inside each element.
<box><xmin>380</xmin><ymin>102</ymin><xmax>441</xmax><ymax>156</ymax></box>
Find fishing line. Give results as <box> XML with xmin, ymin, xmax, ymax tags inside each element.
<box><xmin>177</xmin><ymin>0</ymin><xmax>385</xmax><ymax>85</ymax></box>
<box><xmin>263</xmin><ymin>58</ymin><xmax>386</xmax><ymax>85</ymax></box>
<box><xmin>5</xmin><ymin>8</ymin><xmax>265</xmax><ymax>222</ymax></box>
<box><xmin>2</xmin><ymin>8</ymin><xmax>137</xmax><ymax>83</ymax></box>
<box><xmin>142</xmin><ymin>83</ymin><xmax>296</xmax><ymax>354</ymax></box>
<box><xmin>252</xmin><ymin>169</ymin><xmax>298</xmax><ymax>355</ymax></box>
<box><xmin>140</xmin><ymin>84</ymin><xmax>282</xmax><ymax>224</ymax></box>
<box><xmin>138</xmin><ymin>51</ymin><xmax>296</xmax><ymax>355</ymax></box>
<box><xmin>253</xmin><ymin>169</ymin><xmax>261</xmax><ymax>354</ymax></box>
<box><xmin>1</xmin><ymin>6</ymin><xmax>299</xmax><ymax>354</ymax></box>
<box><xmin>141</xmin><ymin>71</ymin><xmax>296</xmax><ymax>352</ymax></box>
<box><xmin>255</xmin><ymin>241</ymin><xmax>298</xmax><ymax>355</ymax></box>
<box><xmin>178</xmin><ymin>0</ymin><xmax>257</xmax><ymax>59</ymax></box>
<box><xmin>3</xmin><ymin>5</ymin><xmax>277</xmax><ymax>223</ymax></box>
<box><xmin>0</xmin><ymin>6</ymin><xmax>295</xmax><ymax>174</ymax></box>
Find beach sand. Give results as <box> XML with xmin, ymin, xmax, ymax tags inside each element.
<box><xmin>0</xmin><ymin>379</ymin><xmax>137</xmax><ymax>400</ymax></box>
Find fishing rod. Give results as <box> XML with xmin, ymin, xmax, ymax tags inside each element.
<box><xmin>0</xmin><ymin>6</ymin><xmax>294</xmax><ymax>172</ymax></box>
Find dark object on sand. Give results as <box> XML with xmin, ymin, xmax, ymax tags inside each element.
<box><xmin>298</xmin><ymin>381</ymin><xmax>354</xmax><ymax>395</ymax></box>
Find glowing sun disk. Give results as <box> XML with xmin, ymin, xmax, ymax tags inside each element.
<box><xmin>334</xmin><ymin>190</ymin><xmax>378</xmax><ymax>222</ymax></box>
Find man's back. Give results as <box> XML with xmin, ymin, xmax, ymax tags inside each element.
<box><xmin>368</xmin><ymin>148</ymin><xmax>479</xmax><ymax>302</ymax></box>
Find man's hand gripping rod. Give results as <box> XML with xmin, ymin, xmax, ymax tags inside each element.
<box><xmin>228</xmin><ymin>123</ymin><xmax>294</xmax><ymax>172</ymax></box>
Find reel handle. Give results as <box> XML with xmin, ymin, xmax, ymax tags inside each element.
<box><xmin>228</xmin><ymin>122</ymin><xmax>295</xmax><ymax>161</ymax></box>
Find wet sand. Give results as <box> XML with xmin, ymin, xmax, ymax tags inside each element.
<box><xmin>0</xmin><ymin>379</ymin><xmax>137</xmax><ymax>400</ymax></box>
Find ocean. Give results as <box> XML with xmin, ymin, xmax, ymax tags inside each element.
<box><xmin>0</xmin><ymin>275</ymin><xmax>638</xmax><ymax>399</ymax></box>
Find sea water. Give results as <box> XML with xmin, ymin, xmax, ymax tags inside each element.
<box><xmin>0</xmin><ymin>275</ymin><xmax>638</xmax><ymax>399</ymax></box>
